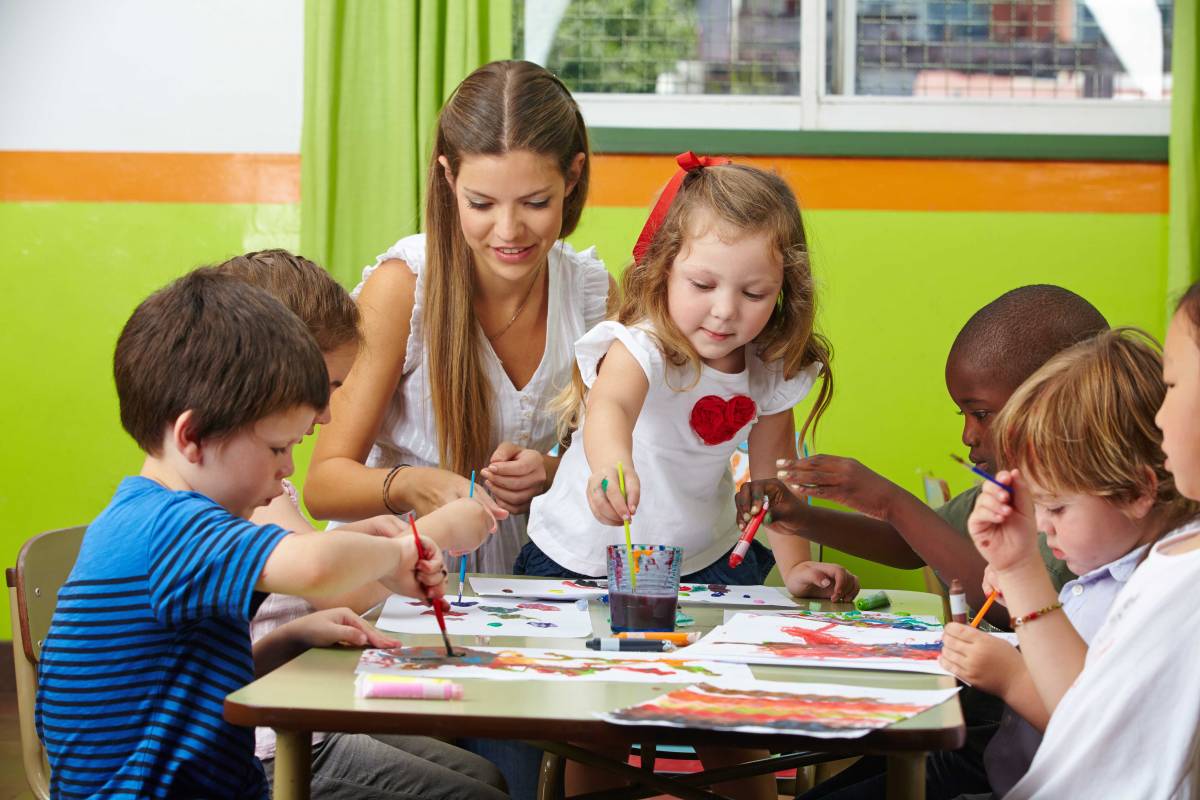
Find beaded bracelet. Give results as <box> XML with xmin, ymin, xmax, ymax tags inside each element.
<box><xmin>1012</xmin><ymin>602</ymin><xmax>1062</xmax><ymax>628</ymax></box>
<box><xmin>381</xmin><ymin>464</ymin><xmax>410</xmax><ymax>515</ymax></box>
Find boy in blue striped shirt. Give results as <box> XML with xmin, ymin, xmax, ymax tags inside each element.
<box><xmin>35</xmin><ymin>270</ymin><xmax>488</xmax><ymax>799</ymax></box>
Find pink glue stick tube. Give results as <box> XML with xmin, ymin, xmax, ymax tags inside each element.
<box><xmin>356</xmin><ymin>675</ymin><xmax>463</xmax><ymax>700</ymax></box>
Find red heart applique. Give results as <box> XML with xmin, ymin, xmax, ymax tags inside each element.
<box><xmin>689</xmin><ymin>395</ymin><xmax>757</xmax><ymax>446</ymax></box>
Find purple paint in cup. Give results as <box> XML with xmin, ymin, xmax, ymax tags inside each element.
<box><xmin>607</xmin><ymin>544</ymin><xmax>681</xmax><ymax>633</ymax></box>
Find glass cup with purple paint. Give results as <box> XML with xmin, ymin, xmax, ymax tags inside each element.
<box><xmin>606</xmin><ymin>544</ymin><xmax>682</xmax><ymax>633</ymax></box>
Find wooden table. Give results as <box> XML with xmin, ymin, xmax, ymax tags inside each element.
<box><xmin>225</xmin><ymin>583</ymin><xmax>963</xmax><ymax>800</ymax></box>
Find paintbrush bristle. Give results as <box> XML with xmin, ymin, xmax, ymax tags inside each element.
<box><xmin>949</xmin><ymin>453</ymin><xmax>968</xmax><ymax>466</ymax></box>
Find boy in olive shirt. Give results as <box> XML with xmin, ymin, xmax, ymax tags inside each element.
<box><xmin>738</xmin><ymin>284</ymin><xmax>1102</xmax><ymax>614</ymax></box>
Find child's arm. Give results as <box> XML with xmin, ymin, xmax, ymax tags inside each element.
<box><xmin>252</xmin><ymin>607</ymin><xmax>399</xmax><ymax>677</ymax></box>
<box><xmin>939</xmin><ymin>622</ymin><xmax>1050</xmax><ymax>730</ymax></box>
<box><xmin>304</xmin><ymin>261</ymin><xmax>503</xmax><ymax>520</ymax></box>
<box><xmin>256</xmin><ymin>527</ymin><xmax>446</xmax><ymax>603</ymax></box>
<box><xmin>737</xmin><ymin>480</ymin><xmax>927</xmax><ymax>568</ymax></box>
<box><xmin>251</xmin><ymin>497</ymin><xmax>502</xmax><ymax>614</ymax></box>
<box><xmin>582</xmin><ymin>340</ymin><xmax>650</xmax><ymax>524</ymax></box>
<box><xmin>968</xmin><ymin>470</ymin><xmax>1087</xmax><ymax>715</ymax></box>
<box><xmin>750</xmin><ymin>411</ymin><xmax>859</xmax><ymax>601</ymax></box>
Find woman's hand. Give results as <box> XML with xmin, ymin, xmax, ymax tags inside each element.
<box><xmin>479</xmin><ymin>442</ymin><xmax>548</xmax><ymax>514</ymax></box>
<box><xmin>939</xmin><ymin>621</ymin><xmax>1024</xmax><ymax>698</ymax></box>
<box><xmin>396</xmin><ymin>466</ymin><xmax>504</xmax><ymax>519</ymax></box>
<box><xmin>774</xmin><ymin>455</ymin><xmax>901</xmax><ymax>520</ymax></box>
<box><xmin>783</xmin><ymin>561</ymin><xmax>859</xmax><ymax>603</ymax></box>
<box><xmin>586</xmin><ymin>463</ymin><xmax>640</xmax><ymax>526</ymax></box>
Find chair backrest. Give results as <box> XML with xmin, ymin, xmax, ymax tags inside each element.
<box><xmin>6</xmin><ymin>524</ymin><xmax>87</xmax><ymax>800</ymax></box>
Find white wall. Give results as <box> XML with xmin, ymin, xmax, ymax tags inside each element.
<box><xmin>0</xmin><ymin>0</ymin><xmax>303</xmax><ymax>153</ymax></box>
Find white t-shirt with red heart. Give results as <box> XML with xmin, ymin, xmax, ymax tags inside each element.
<box><xmin>527</xmin><ymin>321</ymin><xmax>820</xmax><ymax>576</ymax></box>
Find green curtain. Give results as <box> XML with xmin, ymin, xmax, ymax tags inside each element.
<box><xmin>301</xmin><ymin>0</ymin><xmax>513</xmax><ymax>287</ymax></box>
<box><xmin>1168</xmin><ymin>0</ymin><xmax>1199</xmax><ymax>300</ymax></box>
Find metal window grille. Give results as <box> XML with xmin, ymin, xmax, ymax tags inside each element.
<box><xmin>516</xmin><ymin>0</ymin><xmax>804</xmax><ymax>95</ymax></box>
<box><xmin>829</xmin><ymin>0</ymin><xmax>1172</xmax><ymax>100</ymax></box>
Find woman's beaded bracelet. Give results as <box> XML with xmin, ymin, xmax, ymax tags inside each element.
<box><xmin>1012</xmin><ymin>602</ymin><xmax>1063</xmax><ymax>629</ymax></box>
<box><xmin>381</xmin><ymin>464</ymin><xmax>410</xmax><ymax>515</ymax></box>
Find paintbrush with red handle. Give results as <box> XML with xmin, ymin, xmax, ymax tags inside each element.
<box><xmin>409</xmin><ymin>512</ymin><xmax>455</xmax><ymax>657</ymax></box>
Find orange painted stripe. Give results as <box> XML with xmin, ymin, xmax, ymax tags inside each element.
<box><xmin>0</xmin><ymin>151</ymin><xmax>300</xmax><ymax>203</ymax></box>
<box><xmin>590</xmin><ymin>154</ymin><xmax>1167</xmax><ymax>214</ymax></box>
<box><xmin>0</xmin><ymin>150</ymin><xmax>1165</xmax><ymax>213</ymax></box>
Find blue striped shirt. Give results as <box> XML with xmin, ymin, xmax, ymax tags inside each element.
<box><xmin>36</xmin><ymin>477</ymin><xmax>290</xmax><ymax>799</ymax></box>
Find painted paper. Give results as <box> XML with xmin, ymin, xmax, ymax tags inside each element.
<box><xmin>356</xmin><ymin>646</ymin><xmax>755</xmax><ymax>683</ymax></box>
<box><xmin>468</xmin><ymin>576</ymin><xmax>607</xmax><ymax>600</ymax></box>
<box><xmin>676</xmin><ymin>583</ymin><xmax>798</xmax><ymax>607</ymax></box>
<box><xmin>600</xmin><ymin>678</ymin><xmax>959</xmax><ymax>738</ymax></box>
<box><xmin>761</xmin><ymin>610</ymin><xmax>943</xmax><ymax>631</ymax></box>
<box><xmin>682</xmin><ymin>612</ymin><xmax>948</xmax><ymax>675</ymax></box>
<box><xmin>376</xmin><ymin>595</ymin><xmax>593</xmax><ymax>638</ymax></box>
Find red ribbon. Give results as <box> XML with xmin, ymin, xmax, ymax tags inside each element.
<box><xmin>632</xmin><ymin>151</ymin><xmax>732</xmax><ymax>265</ymax></box>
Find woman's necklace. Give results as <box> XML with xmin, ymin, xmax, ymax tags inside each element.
<box><xmin>486</xmin><ymin>263</ymin><xmax>544</xmax><ymax>342</ymax></box>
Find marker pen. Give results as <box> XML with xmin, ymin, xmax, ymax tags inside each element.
<box><xmin>585</xmin><ymin>637</ymin><xmax>676</xmax><ymax>652</ymax></box>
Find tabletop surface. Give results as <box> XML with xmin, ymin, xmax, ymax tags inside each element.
<box><xmin>225</xmin><ymin>582</ymin><xmax>964</xmax><ymax>754</ymax></box>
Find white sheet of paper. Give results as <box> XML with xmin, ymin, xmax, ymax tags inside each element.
<box><xmin>682</xmin><ymin>612</ymin><xmax>948</xmax><ymax>675</ymax></box>
<box><xmin>376</xmin><ymin>595</ymin><xmax>593</xmax><ymax>638</ymax></box>
<box><xmin>677</xmin><ymin>583</ymin><xmax>798</xmax><ymax>607</ymax></box>
<box><xmin>599</xmin><ymin>678</ymin><xmax>960</xmax><ymax>738</ymax></box>
<box><xmin>356</xmin><ymin>646</ymin><xmax>755</xmax><ymax>683</ymax></box>
<box><xmin>468</xmin><ymin>576</ymin><xmax>607</xmax><ymax>600</ymax></box>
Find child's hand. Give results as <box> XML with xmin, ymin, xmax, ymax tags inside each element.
<box><xmin>735</xmin><ymin>479</ymin><xmax>807</xmax><ymax>536</ymax></box>
<box><xmin>381</xmin><ymin>534</ymin><xmax>448</xmax><ymax>603</ymax></box>
<box><xmin>421</xmin><ymin>496</ymin><xmax>507</xmax><ymax>555</ymax></box>
<box><xmin>939</xmin><ymin>621</ymin><xmax>1024</xmax><ymax>698</ymax></box>
<box><xmin>967</xmin><ymin>469</ymin><xmax>1040</xmax><ymax>575</ymax></box>
<box><xmin>282</xmin><ymin>607</ymin><xmax>400</xmax><ymax>651</ymax></box>
<box><xmin>981</xmin><ymin>566</ymin><xmax>1007</xmax><ymax>609</ymax></box>
<box><xmin>784</xmin><ymin>561</ymin><xmax>860</xmax><ymax>603</ymax></box>
<box><xmin>774</xmin><ymin>455</ymin><xmax>900</xmax><ymax>520</ymax></box>
<box><xmin>586</xmin><ymin>463</ymin><xmax>640</xmax><ymax>526</ymax></box>
<box><xmin>480</xmin><ymin>442</ymin><xmax>547</xmax><ymax>514</ymax></box>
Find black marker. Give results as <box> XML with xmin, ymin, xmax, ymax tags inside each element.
<box><xmin>585</xmin><ymin>637</ymin><xmax>676</xmax><ymax>653</ymax></box>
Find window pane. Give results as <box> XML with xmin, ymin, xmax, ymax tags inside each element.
<box><xmin>827</xmin><ymin>0</ymin><xmax>1172</xmax><ymax>100</ymax></box>
<box><xmin>517</xmin><ymin>0</ymin><xmax>803</xmax><ymax>95</ymax></box>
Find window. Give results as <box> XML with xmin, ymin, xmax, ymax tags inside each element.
<box><xmin>516</xmin><ymin>0</ymin><xmax>1171</xmax><ymax>136</ymax></box>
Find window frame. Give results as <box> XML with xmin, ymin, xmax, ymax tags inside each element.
<box><xmin>538</xmin><ymin>0</ymin><xmax>1171</xmax><ymax>146</ymax></box>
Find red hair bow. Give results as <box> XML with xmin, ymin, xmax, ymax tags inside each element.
<box><xmin>632</xmin><ymin>151</ymin><xmax>732</xmax><ymax>265</ymax></box>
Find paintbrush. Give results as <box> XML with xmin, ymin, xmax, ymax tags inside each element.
<box><xmin>409</xmin><ymin>511</ymin><xmax>456</xmax><ymax>657</ymax></box>
<box><xmin>617</xmin><ymin>461</ymin><xmax>636</xmax><ymax>589</ymax></box>
<box><xmin>949</xmin><ymin>453</ymin><xmax>1013</xmax><ymax>495</ymax></box>
<box><xmin>457</xmin><ymin>470</ymin><xmax>474</xmax><ymax>605</ymax></box>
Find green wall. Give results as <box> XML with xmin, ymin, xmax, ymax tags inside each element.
<box><xmin>0</xmin><ymin>198</ymin><xmax>1168</xmax><ymax>636</ymax></box>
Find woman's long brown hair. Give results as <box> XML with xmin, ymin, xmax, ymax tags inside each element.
<box><xmin>423</xmin><ymin>60</ymin><xmax>589</xmax><ymax>475</ymax></box>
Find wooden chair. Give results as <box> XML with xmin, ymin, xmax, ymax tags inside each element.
<box><xmin>6</xmin><ymin>525</ymin><xmax>87</xmax><ymax>800</ymax></box>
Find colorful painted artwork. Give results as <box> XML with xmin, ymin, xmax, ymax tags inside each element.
<box><xmin>468</xmin><ymin>576</ymin><xmax>607</xmax><ymax>600</ymax></box>
<box><xmin>376</xmin><ymin>595</ymin><xmax>593</xmax><ymax>638</ymax></box>
<box><xmin>676</xmin><ymin>583</ymin><xmax>798</xmax><ymax>607</ymax></box>
<box><xmin>356</xmin><ymin>646</ymin><xmax>755</xmax><ymax>683</ymax></box>
<box><xmin>769</xmin><ymin>610</ymin><xmax>943</xmax><ymax>631</ymax></box>
<box><xmin>600</xmin><ymin>679</ymin><xmax>959</xmax><ymax>738</ymax></box>
<box><xmin>682</xmin><ymin>612</ymin><xmax>948</xmax><ymax>675</ymax></box>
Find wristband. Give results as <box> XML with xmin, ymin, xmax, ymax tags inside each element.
<box><xmin>1012</xmin><ymin>602</ymin><xmax>1062</xmax><ymax>628</ymax></box>
<box><xmin>382</xmin><ymin>464</ymin><xmax>410</xmax><ymax>515</ymax></box>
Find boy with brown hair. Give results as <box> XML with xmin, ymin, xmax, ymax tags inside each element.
<box><xmin>35</xmin><ymin>270</ymin><xmax>489</xmax><ymax>799</ymax></box>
